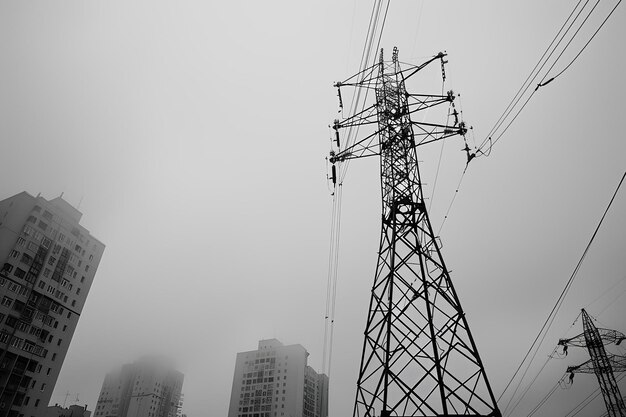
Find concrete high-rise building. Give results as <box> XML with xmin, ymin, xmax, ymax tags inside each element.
<box><xmin>94</xmin><ymin>357</ymin><xmax>184</xmax><ymax>417</ymax></box>
<box><xmin>0</xmin><ymin>192</ymin><xmax>105</xmax><ymax>417</ymax></box>
<box><xmin>228</xmin><ymin>339</ymin><xmax>328</xmax><ymax>417</ymax></box>
<box><xmin>45</xmin><ymin>403</ymin><xmax>91</xmax><ymax>417</ymax></box>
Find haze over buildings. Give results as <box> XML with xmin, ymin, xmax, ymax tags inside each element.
<box><xmin>1</xmin><ymin>2</ymin><xmax>625</xmax><ymax>416</ymax></box>
<box><xmin>94</xmin><ymin>357</ymin><xmax>183</xmax><ymax>417</ymax></box>
<box><xmin>228</xmin><ymin>339</ymin><xmax>328</xmax><ymax>417</ymax></box>
<box><xmin>0</xmin><ymin>192</ymin><xmax>105</xmax><ymax>417</ymax></box>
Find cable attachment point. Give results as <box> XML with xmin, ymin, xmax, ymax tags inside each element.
<box><xmin>462</xmin><ymin>139</ymin><xmax>475</xmax><ymax>166</ymax></box>
<box><xmin>330</xmin><ymin>163</ymin><xmax>337</xmax><ymax>186</ymax></box>
<box><xmin>440</xmin><ymin>55</ymin><xmax>448</xmax><ymax>82</ymax></box>
<box><xmin>336</xmin><ymin>84</ymin><xmax>344</xmax><ymax>113</ymax></box>
<box><xmin>535</xmin><ymin>77</ymin><xmax>555</xmax><ymax>91</ymax></box>
<box><xmin>332</xmin><ymin>119</ymin><xmax>341</xmax><ymax>148</ymax></box>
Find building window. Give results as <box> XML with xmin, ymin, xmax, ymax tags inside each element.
<box><xmin>1</xmin><ymin>296</ymin><xmax>13</xmax><ymax>307</ymax></box>
<box><xmin>27</xmin><ymin>215</ymin><xmax>36</xmax><ymax>224</ymax></box>
<box><xmin>80</xmin><ymin>276</ymin><xmax>85</xmax><ymax>283</ymax></box>
<box><xmin>38</xmin><ymin>281</ymin><xmax>45</xmax><ymax>289</ymax></box>
<box><xmin>43</xmin><ymin>268</ymin><xmax>51</xmax><ymax>277</ymax></box>
<box><xmin>20</xmin><ymin>253</ymin><xmax>33</xmax><ymax>265</ymax></box>
<box><xmin>47</xmin><ymin>257</ymin><xmax>56</xmax><ymax>266</ymax></box>
<box><xmin>35</xmin><ymin>399</ymin><xmax>40</xmax><ymax>407</ymax></box>
<box><xmin>16</xmin><ymin>237</ymin><xmax>26</xmax><ymax>246</ymax></box>
<box><xmin>1</xmin><ymin>263</ymin><xmax>14</xmax><ymax>274</ymax></box>
<box><xmin>33</xmin><ymin>205</ymin><xmax>41</xmax><ymax>213</ymax></box>
<box><xmin>51</xmin><ymin>353</ymin><xmax>56</xmax><ymax>361</ymax></box>
<box><xmin>14</xmin><ymin>268</ymin><xmax>26</xmax><ymax>279</ymax></box>
<box><xmin>9</xmin><ymin>250</ymin><xmax>19</xmax><ymax>259</ymax></box>
<box><xmin>42</xmin><ymin>210</ymin><xmax>53</xmax><ymax>220</ymax></box>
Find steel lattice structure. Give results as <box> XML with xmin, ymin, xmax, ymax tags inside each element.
<box><xmin>559</xmin><ymin>309</ymin><xmax>626</xmax><ymax>417</ymax></box>
<box><xmin>329</xmin><ymin>48</ymin><xmax>500</xmax><ymax>417</ymax></box>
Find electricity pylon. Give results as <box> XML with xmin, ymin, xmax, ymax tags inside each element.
<box><xmin>329</xmin><ymin>48</ymin><xmax>500</xmax><ymax>417</ymax></box>
<box><xmin>559</xmin><ymin>309</ymin><xmax>626</xmax><ymax>417</ymax></box>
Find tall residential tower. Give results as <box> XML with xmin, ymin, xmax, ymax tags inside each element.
<box><xmin>228</xmin><ymin>339</ymin><xmax>328</xmax><ymax>417</ymax></box>
<box><xmin>94</xmin><ymin>357</ymin><xmax>184</xmax><ymax>417</ymax></box>
<box><xmin>0</xmin><ymin>192</ymin><xmax>105</xmax><ymax>417</ymax></box>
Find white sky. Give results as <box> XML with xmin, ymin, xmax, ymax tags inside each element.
<box><xmin>1</xmin><ymin>2</ymin><xmax>625</xmax><ymax>417</ymax></box>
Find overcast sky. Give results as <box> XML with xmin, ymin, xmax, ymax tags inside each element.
<box><xmin>1</xmin><ymin>2</ymin><xmax>625</xmax><ymax>417</ymax></box>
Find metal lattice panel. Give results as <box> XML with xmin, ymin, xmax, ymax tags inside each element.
<box><xmin>330</xmin><ymin>48</ymin><xmax>500</xmax><ymax>417</ymax></box>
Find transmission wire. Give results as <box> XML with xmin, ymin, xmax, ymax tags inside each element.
<box><xmin>480</xmin><ymin>0</ymin><xmax>586</xmax><ymax>147</ymax></box>
<box><xmin>323</xmin><ymin>0</ymin><xmax>391</xmax><ymax>382</ymax></box>
<box><xmin>525</xmin><ymin>379</ymin><xmax>562</xmax><ymax>417</ymax></box>
<box><xmin>497</xmin><ymin>171</ymin><xmax>626</xmax><ymax>408</ymax></box>
<box><xmin>478</xmin><ymin>0</ymin><xmax>621</xmax><ymax>155</ymax></box>
<box><xmin>505</xmin><ymin>351</ymin><xmax>557</xmax><ymax>416</ymax></box>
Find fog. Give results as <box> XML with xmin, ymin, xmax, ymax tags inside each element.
<box><xmin>1</xmin><ymin>2</ymin><xmax>625</xmax><ymax>416</ymax></box>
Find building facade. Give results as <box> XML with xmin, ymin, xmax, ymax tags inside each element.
<box><xmin>94</xmin><ymin>357</ymin><xmax>184</xmax><ymax>417</ymax></box>
<box><xmin>0</xmin><ymin>192</ymin><xmax>105</xmax><ymax>417</ymax></box>
<box><xmin>45</xmin><ymin>403</ymin><xmax>91</xmax><ymax>417</ymax></box>
<box><xmin>227</xmin><ymin>339</ymin><xmax>328</xmax><ymax>417</ymax></box>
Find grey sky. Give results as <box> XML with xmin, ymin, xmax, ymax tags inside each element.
<box><xmin>1</xmin><ymin>2</ymin><xmax>625</xmax><ymax>417</ymax></box>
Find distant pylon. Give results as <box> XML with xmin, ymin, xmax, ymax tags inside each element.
<box><xmin>559</xmin><ymin>309</ymin><xmax>626</xmax><ymax>417</ymax></box>
<box><xmin>329</xmin><ymin>48</ymin><xmax>500</xmax><ymax>417</ymax></box>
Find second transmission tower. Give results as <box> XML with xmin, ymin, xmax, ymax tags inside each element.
<box><xmin>559</xmin><ymin>309</ymin><xmax>626</xmax><ymax>417</ymax></box>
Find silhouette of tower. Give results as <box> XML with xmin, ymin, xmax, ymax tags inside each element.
<box><xmin>559</xmin><ymin>309</ymin><xmax>626</xmax><ymax>417</ymax></box>
<box><xmin>329</xmin><ymin>48</ymin><xmax>500</xmax><ymax>417</ymax></box>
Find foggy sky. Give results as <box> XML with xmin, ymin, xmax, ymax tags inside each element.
<box><xmin>1</xmin><ymin>2</ymin><xmax>625</xmax><ymax>417</ymax></box>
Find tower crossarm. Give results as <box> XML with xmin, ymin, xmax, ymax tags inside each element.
<box><xmin>559</xmin><ymin>328</ymin><xmax>626</xmax><ymax>348</ymax></box>
<box><xmin>567</xmin><ymin>354</ymin><xmax>626</xmax><ymax>374</ymax></box>
<box><xmin>329</xmin><ymin>50</ymin><xmax>466</xmax><ymax>166</ymax></box>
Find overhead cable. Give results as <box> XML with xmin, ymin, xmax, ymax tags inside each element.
<box><xmin>497</xmin><ymin>171</ymin><xmax>626</xmax><ymax>410</ymax></box>
<box><xmin>477</xmin><ymin>0</ymin><xmax>621</xmax><ymax>156</ymax></box>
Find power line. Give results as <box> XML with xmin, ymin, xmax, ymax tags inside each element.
<box><xmin>498</xmin><ymin>170</ymin><xmax>626</xmax><ymax>410</ymax></box>
<box><xmin>477</xmin><ymin>0</ymin><xmax>621</xmax><ymax>156</ymax></box>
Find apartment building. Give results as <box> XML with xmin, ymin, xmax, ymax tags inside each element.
<box><xmin>0</xmin><ymin>192</ymin><xmax>105</xmax><ymax>417</ymax></box>
<box><xmin>228</xmin><ymin>339</ymin><xmax>328</xmax><ymax>417</ymax></box>
<box><xmin>94</xmin><ymin>357</ymin><xmax>183</xmax><ymax>417</ymax></box>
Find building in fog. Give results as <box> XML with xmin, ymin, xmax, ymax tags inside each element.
<box><xmin>227</xmin><ymin>339</ymin><xmax>328</xmax><ymax>417</ymax></box>
<box><xmin>45</xmin><ymin>403</ymin><xmax>91</xmax><ymax>417</ymax></box>
<box><xmin>0</xmin><ymin>192</ymin><xmax>105</xmax><ymax>417</ymax></box>
<box><xmin>94</xmin><ymin>357</ymin><xmax>184</xmax><ymax>417</ymax></box>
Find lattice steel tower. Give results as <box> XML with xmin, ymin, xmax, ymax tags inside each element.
<box><xmin>329</xmin><ymin>48</ymin><xmax>500</xmax><ymax>417</ymax></box>
<box><xmin>559</xmin><ymin>309</ymin><xmax>626</xmax><ymax>417</ymax></box>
